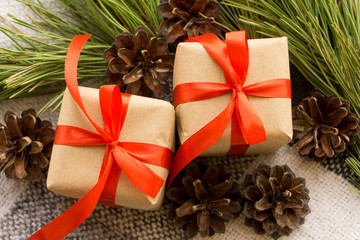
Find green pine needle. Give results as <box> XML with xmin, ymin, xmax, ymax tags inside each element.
<box><xmin>0</xmin><ymin>0</ymin><xmax>162</xmax><ymax>114</ymax></box>
<box><xmin>219</xmin><ymin>0</ymin><xmax>360</xmax><ymax>191</ymax></box>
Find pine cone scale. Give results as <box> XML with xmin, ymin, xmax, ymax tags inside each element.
<box><xmin>263</xmin><ymin>217</ymin><xmax>278</xmax><ymax>235</ymax></box>
<box><xmin>253</xmin><ymin>209</ymin><xmax>272</xmax><ymax>221</ymax></box>
<box><xmin>210</xmin><ymin>215</ymin><xmax>225</xmax><ymax>233</ymax></box>
<box><xmin>308</xmin><ymin>97</ymin><xmax>324</xmax><ymax>123</ymax></box>
<box><xmin>14</xmin><ymin>152</ymin><xmax>26</xmax><ymax>179</ymax></box>
<box><xmin>197</xmin><ymin>210</ymin><xmax>210</xmax><ymax>232</ymax></box>
<box><xmin>339</xmin><ymin>116</ymin><xmax>359</xmax><ymax>133</ymax></box>
<box><xmin>36</xmin><ymin>128</ymin><xmax>55</xmax><ymax>146</ymax></box>
<box><xmin>132</xmin><ymin>30</ymin><xmax>150</xmax><ymax>53</ymax></box>
<box><xmin>169</xmin><ymin>0</ymin><xmax>192</xmax><ymax>10</ymax></box>
<box><xmin>28</xmin><ymin>141</ymin><xmax>43</xmax><ymax>155</ymax></box>
<box><xmin>158</xmin><ymin>2</ymin><xmax>175</xmax><ymax>18</ymax></box>
<box><xmin>173</xmin><ymin>8</ymin><xmax>191</xmax><ymax>22</ymax></box>
<box><xmin>255</xmin><ymin>197</ymin><xmax>272</xmax><ymax>211</ymax></box>
<box><xmin>123</xmin><ymin>65</ymin><xmax>143</xmax><ymax>84</ymax></box>
<box><xmin>325</xmin><ymin>107</ymin><xmax>347</xmax><ymax>126</ymax></box>
<box><xmin>118</xmin><ymin>48</ymin><xmax>137</xmax><ymax>67</ymax></box>
<box><xmin>324</xmin><ymin>97</ymin><xmax>341</xmax><ymax>114</ymax></box>
<box><xmin>16</xmin><ymin>137</ymin><xmax>31</xmax><ymax>152</ymax></box>
<box><xmin>102</xmin><ymin>47</ymin><xmax>118</xmax><ymax>62</ymax></box>
<box><xmin>176</xmin><ymin>198</ymin><xmax>196</xmax><ymax>217</ymax></box>
<box><xmin>5</xmin><ymin>112</ymin><xmax>22</xmax><ymax>139</ymax></box>
<box><xmin>203</xmin><ymin>1</ymin><xmax>220</xmax><ymax>17</ymax></box>
<box><xmin>115</xmin><ymin>34</ymin><xmax>133</xmax><ymax>49</ymax></box>
<box><xmin>189</xmin><ymin>0</ymin><xmax>207</xmax><ymax>14</ymax></box>
<box><xmin>167</xmin><ymin>21</ymin><xmax>186</xmax><ymax>42</ymax></box>
<box><xmin>199</xmin><ymin>22</ymin><xmax>218</xmax><ymax>35</ymax></box>
<box><xmin>21</xmin><ymin>114</ymin><xmax>36</xmax><ymax>140</ymax></box>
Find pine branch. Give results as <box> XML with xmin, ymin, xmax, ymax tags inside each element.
<box><xmin>220</xmin><ymin>0</ymin><xmax>360</xmax><ymax>191</ymax></box>
<box><xmin>0</xmin><ymin>0</ymin><xmax>163</xmax><ymax>114</ymax></box>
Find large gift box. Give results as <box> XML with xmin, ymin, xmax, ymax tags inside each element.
<box><xmin>173</xmin><ymin>32</ymin><xmax>292</xmax><ymax>157</ymax></box>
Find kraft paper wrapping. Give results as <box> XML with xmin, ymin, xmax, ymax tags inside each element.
<box><xmin>174</xmin><ymin>37</ymin><xmax>292</xmax><ymax>156</ymax></box>
<box><xmin>47</xmin><ymin>87</ymin><xmax>175</xmax><ymax>210</ymax></box>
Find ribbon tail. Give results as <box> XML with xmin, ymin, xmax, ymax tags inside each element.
<box><xmin>173</xmin><ymin>82</ymin><xmax>232</xmax><ymax>107</ymax></box>
<box><xmin>243</xmin><ymin>79</ymin><xmax>292</xmax><ymax>98</ymax></box>
<box><xmin>236</xmin><ymin>92</ymin><xmax>266</xmax><ymax>145</ymax></box>
<box><xmin>28</xmin><ymin>154</ymin><xmax>114</xmax><ymax>240</ymax></box>
<box><xmin>54</xmin><ymin>125</ymin><xmax>107</xmax><ymax>146</ymax></box>
<box><xmin>120</xmin><ymin>142</ymin><xmax>173</xmax><ymax>171</ymax></box>
<box><xmin>227</xmin><ymin>111</ymin><xmax>249</xmax><ymax>156</ymax></box>
<box><xmin>111</xmin><ymin>147</ymin><xmax>164</xmax><ymax>198</ymax></box>
<box><xmin>168</xmin><ymin>100</ymin><xmax>235</xmax><ymax>188</ymax></box>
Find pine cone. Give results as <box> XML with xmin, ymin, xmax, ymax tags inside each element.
<box><xmin>103</xmin><ymin>26</ymin><xmax>174</xmax><ymax>98</ymax></box>
<box><xmin>240</xmin><ymin>164</ymin><xmax>311</xmax><ymax>239</ymax></box>
<box><xmin>293</xmin><ymin>92</ymin><xmax>360</xmax><ymax>160</ymax></box>
<box><xmin>0</xmin><ymin>109</ymin><xmax>54</xmax><ymax>182</ymax></box>
<box><xmin>158</xmin><ymin>0</ymin><xmax>221</xmax><ymax>44</ymax></box>
<box><xmin>166</xmin><ymin>162</ymin><xmax>241</xmax><ymax>238</ymax></box>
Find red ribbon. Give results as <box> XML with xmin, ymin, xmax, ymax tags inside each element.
<box><xmin>28</xmin><ymin>34</ymin><xmax>173</xmax><ymax>240</ymax></box>
<box><xmin>168</xmin><ymin>31</ymin><xmax>291</xmax><ymax>187</ymax></box>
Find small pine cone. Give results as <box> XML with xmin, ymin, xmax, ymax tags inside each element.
<box><xmin>158</xmin><ymin>0</ymin><xmax>221</xmax><ymax>44</ymax></box>
<box><xmin>240</xmin><ymin>164</ymin><xmax>311</xmax><ymax>239</ymax></box>
<box><xmin>103</xmin><ymin>26</ymin><xmax>174</xmax><ymax>98</ymax></box>
<box><xmin>293</xmin><ymin>92</ymin><xmax>360</xmax><ymax>160</ymax></box>
<box><xmin>166</xmin><ymin>162</ymin><xmax>241</xmax><ymax>238</ymax></box>
<box><xmin>0</xmin><ymin>109</ymin><xmax>55</xmax><ymax>182</ymax></box>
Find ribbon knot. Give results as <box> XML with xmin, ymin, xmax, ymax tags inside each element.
<box><xmin>233</xmin><ymin>84</ymin><xmax>243</xmax><ymax>94</ymax></box>
<box><xmin>108</xmin><ymin>140</ymin><xmax>119</xmax><ymax>149</ymax></box>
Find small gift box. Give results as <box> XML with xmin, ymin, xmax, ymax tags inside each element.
<box><xmin>173</xmin><ymin>32</ymin><xmax>292</xmax><ymax>157</ymax></box>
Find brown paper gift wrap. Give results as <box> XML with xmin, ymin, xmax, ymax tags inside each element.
<box><xmin>173</xmin><ymin>37</ymin><xmax>292</xmax><ymax>156</ymax></box>
<box><xmin>47</xmin><ymin>87</ymin><xmax>175</xmax><ymax>210</ymax></box>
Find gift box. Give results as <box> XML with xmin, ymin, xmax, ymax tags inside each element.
<box><xmin>173</xmin><ymin>33</ymin><xmax>292</xmax><ymax>157</ymax></box>
<box><xmin>47</xmin><ymin>86</ymin><xmax>175</xmax><ymax>210</ymax></box>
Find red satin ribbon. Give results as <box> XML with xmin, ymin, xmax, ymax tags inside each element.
<box><xmin>28</xmin><ymin>34</ymin><xmax>173</xmax><ymax>240</ymax></box>
<box><xmin>168</xmin><ymin>31</ymin><xmax>291</xmax><ymax>187</ymax></box>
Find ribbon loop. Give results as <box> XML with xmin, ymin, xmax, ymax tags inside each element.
<box><xmin>99</xmin><ymin>85</ymin><xmax>124</xmax><ymax>140</ymax></box>
<box><xmin>225</xmin><ymin>31</ymin><xmax>249</xmax><ymax>84</ymax></box>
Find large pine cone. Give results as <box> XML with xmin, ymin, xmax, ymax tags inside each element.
<box><xmin>166</xmin><ymin>162</ymin><xmax>241</xmax><ymax>238</ymax></box>
<box><xmin>293</xmin><ymin>92</ymin><xmax>360</xmax><ymax>160</ymax></box>
<box><xmin>158</xmin><ymin>0</ymin><xmax>221</xmax><ymax>43</ymax></box>
<box><xmin>240</xmin><ymin>164</ymin><xmax>310</xmax><ymax>239</ymax></box>
<box><xmin>103</xmin><ymin>26</ymin><xmax>174</xmax><ymax>98</ymax></box>
<box><xmin>0</xmin><ymin>109</ymin><xmax>54</xmax><ymax>182</ymax></box>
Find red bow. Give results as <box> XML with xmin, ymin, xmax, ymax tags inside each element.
<box><xmin>168</xmin><ymin>31</ymin><xmax>291</xmax><ymax>186</ymax></box>
<box><xmin>28</xmin><ymin>34</ymin><xmax>172</xmax><ymax>240</ymax></box>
